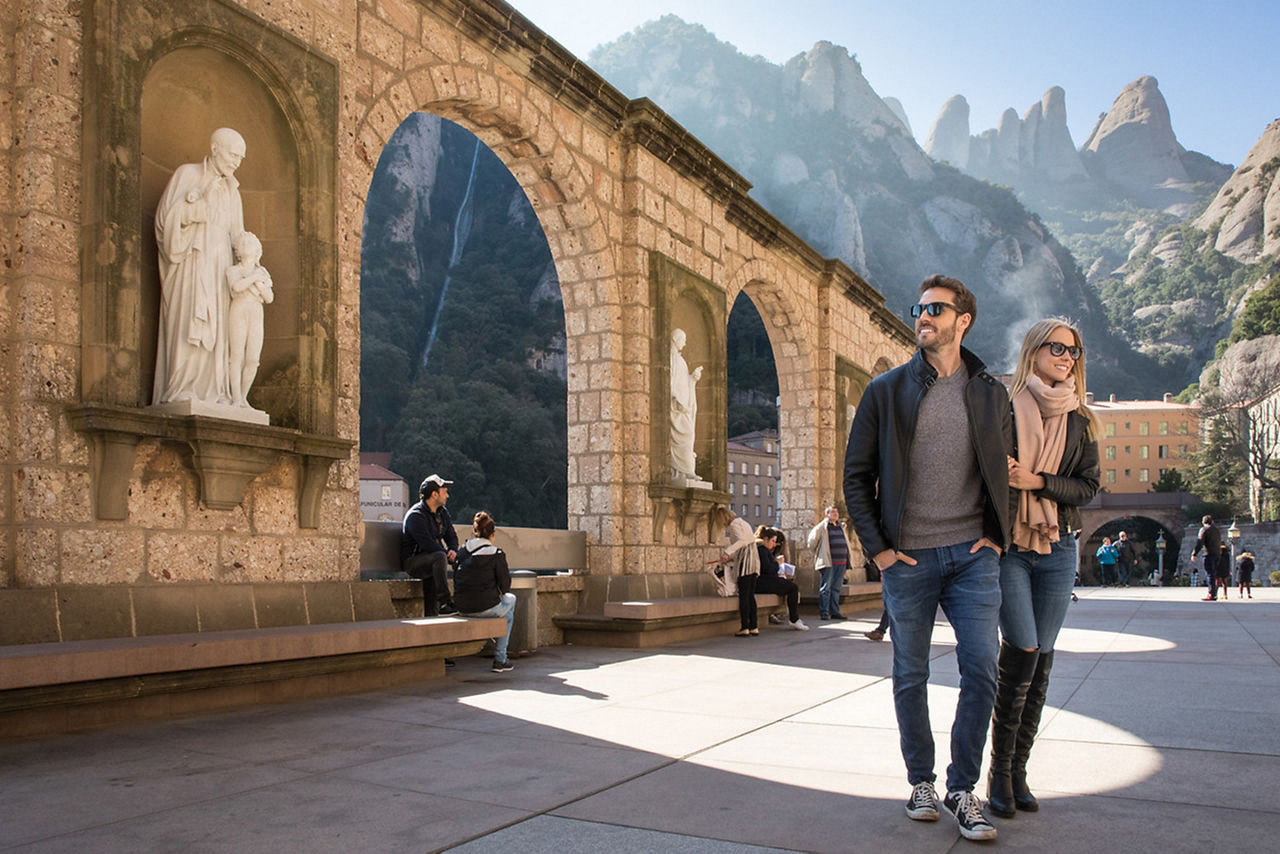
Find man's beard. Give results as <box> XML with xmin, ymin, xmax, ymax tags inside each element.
<box><xmin>916</xmin><ymin>321</ymin><xmax>956</xmax><ymax>352</ymax></box>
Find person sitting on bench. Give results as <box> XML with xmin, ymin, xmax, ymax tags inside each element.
<box><xmin>401</xmin><ymin>473</ymin><xmax>460</xmax><ymax>616</ymax></box>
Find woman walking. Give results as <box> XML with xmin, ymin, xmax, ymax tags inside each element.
<box><xmin>988</xmin><ymin>319</ymin><xmax>1100</xmax><ymax>819</ymax></box>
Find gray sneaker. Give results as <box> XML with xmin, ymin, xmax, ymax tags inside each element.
<box><xmin>905</xmin><ymin>781</ymin><xmax>939</xmax><ymax>821</ymax></box>
<box><xmin>943</xmin><ymin>790</ymin><xmax>997</xmax><ymax>841</ymax></box>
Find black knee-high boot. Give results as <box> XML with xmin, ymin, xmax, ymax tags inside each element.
<box><xmin>1012</xmin><ymin>650</ymin><xmax>1054</xmax><ymax>811</ymax></box>
<box><xmin>987</xmin><ymin>642</ymin><xmax>1040</xmax><ymax>818</ymax></box>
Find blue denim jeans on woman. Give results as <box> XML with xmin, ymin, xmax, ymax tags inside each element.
<box><xmin>464</xmin><ymin>592</ymin><xmax>517</xmax><ymax>661</ymax></box>
<box><xmin>999</xmin><ymin>538</ymin><xmax>1077</xmax><ymax>652</ymax></box>
<box><xmin>881</xmin><ymin>540</ymin><xmax>1001</xmax><ymax>793</ymax></box>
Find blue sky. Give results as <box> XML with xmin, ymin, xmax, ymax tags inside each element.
<box><xmin>510</xmin><ymin>0</ymin><xmax>1278</xmax><ymax>167</ymax></box>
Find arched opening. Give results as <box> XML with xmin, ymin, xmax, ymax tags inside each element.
<box><xmin>360</xmin><ymin>113</ymin><xmax>568</xmax><ymax>527</ymax></box>
<box><xmin>1081</xmin><ymin>517</ymin><xmax>1182</xmax><ymax>586</ymax></box>
<box><xmin>726</xmin><ymin>291</ymin><xmax>780</xmax><ymax>530</ymax></box>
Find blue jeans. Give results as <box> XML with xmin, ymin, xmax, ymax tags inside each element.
<box><xmin>999</xmin><ymin>540</ymin><xmax>1077</xmax><ymax>652</ymax></box>
<box><xmin>464</xmin><ymin>592</ymin><xmax>516</xmax><ymax>661</ymax></box>
<box><xmin>881</xmin><ymin>541</ymin><xmax>1001</xmax><ymax>792</ymax></box>
<box><xmin>818</xmin><ymin>564</ymin><xmax>845</xmax><ymax>616</ymax></box>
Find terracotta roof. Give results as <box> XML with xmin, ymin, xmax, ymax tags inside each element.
<box><xmin>359</xmin><ymin>463</ymin><xmax>404</xmax><ymax>481</ymax></box>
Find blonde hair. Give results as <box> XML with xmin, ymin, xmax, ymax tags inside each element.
<box><xmin>1011</xmin><ymin>317</ymin><xmax>1099</xmax><ymax>438</ymax></box>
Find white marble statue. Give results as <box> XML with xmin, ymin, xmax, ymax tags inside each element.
<box><xmin>152</xmin><ymin>128</ymin><xmax>247</xmax><ymax>410</ymax></box>
<box><xmin>670</xmin><ymin>328</ymin><xmax>705</xmax><ymax>485</ymax></box>
<box><xmin>226</xmin><ymin>231</ymin><xmax>274</xmax><ymax>408</ymax></box>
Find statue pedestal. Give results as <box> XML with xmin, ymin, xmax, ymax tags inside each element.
<box><xmin>148</xmin><ymin>399</ymin><xmax>270</xmax><ymax>426</ymax></box>
<box><xmin>648</xmin><ymin>482</ymin><xmax>730</xmax><ymax>540</ymax></box>
<box><xmin>671</xmin><ymin>475</ymin><xmax>714</xmax><ymax>490</ymax></box>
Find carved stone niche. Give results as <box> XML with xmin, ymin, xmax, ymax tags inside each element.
<box><xmin>75</xmin><ymin>1</ymin><xmax>344</xmax><ymax>524</ymax></box>
<box><xmin>647</xmin><ymin>253</ymin><xmax>728</xmax><ymax>542</ymax></box>
<box><xmin>69</xmin><ymin>405</ymin><xmax>352</xmax><ymax>526</ymax></box>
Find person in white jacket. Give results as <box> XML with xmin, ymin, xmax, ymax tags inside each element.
<box><xmin>808</xmin><ymin>506</ymin><xmax>851</xmax><ymax>620</ymax></box>
<box><xmin>714</xmin><ymin>507</ymin><xmax>762</xmax><ymax>633</ymax></box>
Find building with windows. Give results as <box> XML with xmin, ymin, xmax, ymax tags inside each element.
<box><xmin>1088</xmin><ymin>394</ymin><xmax>1199</xmax><ymax>494</ymax></box>
<box><xmin>727</xmin><ymin>430</ymin><xmax>781</xmax><ymax>530</ymax></box>
<box><xmin>358</xmin><ymin>453</ymin><xmax>411</xmax><ymax>522</ymax></box>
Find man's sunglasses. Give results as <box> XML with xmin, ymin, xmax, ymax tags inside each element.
<box><xmin>909</xmin><ymin>301</ymin><xmax>959</xmax><ymax>318</ymax></box>
<box><xmin>1040</xmin><ymin>341</ymin><xmax>1083</xmax><ymax>360</ymax></box>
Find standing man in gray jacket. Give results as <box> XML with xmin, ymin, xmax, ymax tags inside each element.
<box><xmin>843</xmin><ymin>274</ymin><xmax>1012</xmax><ymax>842</ymax></box>
<box><xmin>807</xmin><ymin>506</ymin><xmax>850</xmax><ymax>620</ymax></box>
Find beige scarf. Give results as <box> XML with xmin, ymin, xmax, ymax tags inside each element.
<box><xmin>1012</xmin><ymin>374</ymin><xmax>1078</xmax><ymax>554</ymax></box>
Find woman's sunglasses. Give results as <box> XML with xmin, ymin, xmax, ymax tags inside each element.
<box><xmin>909</xmin><ymin>301</ymin><xmax>959</xmax><ymax>318</ymax></box>
<box><xmin>1040</xmin><ymin>341</ymin><xmax>1083</xmax><ymax>360</ymax></box>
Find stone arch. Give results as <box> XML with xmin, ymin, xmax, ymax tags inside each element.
<box><xmin>1078</xmin><ymin>512</ymin><xmax>1186</xmax><ymax>583</ymax></box>
<box><xmin>351</xmin><ymin>61</ymin><xmax>624</xmax><ymax>542</ymax></box>
<box><xmin>724</xmin><ymin>261</ymin><xmax>820</xmax><ymax>536</ymax></box>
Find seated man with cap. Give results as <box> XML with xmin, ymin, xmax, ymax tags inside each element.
<box><xmin>400</xmin><ymin>473</ymin><xmax>460</xmax><ymax>616</ymax></box>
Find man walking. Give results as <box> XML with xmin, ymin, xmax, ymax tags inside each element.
<box><xmin>1115</xmin><ymin>530</ymin><xmax>1137</xmax><ymax>587</ymax></box>
<box><xmin>1191</xmin><ymin>516</ymin><xmax>1223</xmax><ymax>601</ymax></box>
<box><xmin>844</xmin><ymin>274</ymin><xmax>1011</xmax><ymax>842</ymax></box>
<box><xmin>808</xmin><ymin>506</ymin><xmax>850</xmax><ymax>620</ymax></box>
<box><xmin>401</xmin><ymin>474</ymin><xmax>460</xmax><ymax>616</ymax></box>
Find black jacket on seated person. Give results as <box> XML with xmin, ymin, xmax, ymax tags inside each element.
<box><xmin>452</xmin><ymin>537</ymin><xmax>511</xmax><ymax>613</ymax></box>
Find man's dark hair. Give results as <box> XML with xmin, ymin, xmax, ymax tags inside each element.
<box><xmin>919</xmin><ymin>274</ymin><xmax>977</xmax><ymax>337</ymax></box>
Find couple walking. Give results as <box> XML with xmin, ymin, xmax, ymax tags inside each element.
<box><xmin>844</xmin><ymin>274</ymin><xmax>1099</xmax><ymax>841</ymax></box>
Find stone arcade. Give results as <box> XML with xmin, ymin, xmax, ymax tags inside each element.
<box><xmin>0</xmin><ymin>0</ymin><xmax>911</xmax><ymax>667</ymax></box>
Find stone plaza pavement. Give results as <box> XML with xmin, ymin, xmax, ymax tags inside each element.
<box><xmin>3</xmin><ymin>587</ymin><xmax>1278</xmax><ymax>853</ymax></box>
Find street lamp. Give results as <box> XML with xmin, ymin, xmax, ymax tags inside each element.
<box><xmin>1155</xmin><ymin>532</ymin><xmax>1166</xmax><ymax>586</ymax></box>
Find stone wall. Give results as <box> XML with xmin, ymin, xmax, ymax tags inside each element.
<box><xmin>0</xmin><ymin>0</ymin><xmax>912</xmax><ymax>601</ymax></box>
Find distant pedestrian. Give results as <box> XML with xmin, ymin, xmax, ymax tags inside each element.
<box><xmin>1095</xmin><ymin>537</ymin><xmax>1118</xmax><ymax>586</ymax></box>
<box><xmin>864</xmin><ymin>606</ymin><xmax>890</xmax><ymax>641</ymax></box>
<box><xmin>1217</xmin><ymin>542</ymin><xmax>1233</xmax><ymax>599</ymax></box>
<box><xmin>808</xmin><ymin>506</ymin><xmax>850</xmax><ymax>620</ymax></box>
<box><xmin>1191</xmin><ymin>516</ymin><xmax>1223</xmax><ymax>601</ymax></box>
<box><xmin>1237</xmin><ymin>551</ymin><xmax>1255</xmax><ymax>599</ymax></box>
<box><xmin>1114</xmin><ymin>531</ymin><xmax>1136</xmax><ymax>587</ymax></box>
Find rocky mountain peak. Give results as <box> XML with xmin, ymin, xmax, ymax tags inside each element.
<box><xmin>781</xmin><ymin>41</ymin><xmax>906</xmax><ymax>131</ymax></box>
<box><xmin>924</xmin><ymin>95</ymin><xmax>971</xmax><ymax>167</ymax></box>
<box><xmin>881</xmin><ymin>96</ymin><xmax>912</xmax><ymax>136</ymax></box>
<box><xmin>1079</xmin><ymin>76</ymin><xmax>1198</xmax><ymax>211</ymax></box>
<box><xmin>1192</xmin><ymin>118</ymin><xmax>1280</xmax><ymax>262</ymax></box>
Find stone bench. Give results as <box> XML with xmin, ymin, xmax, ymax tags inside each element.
<box><xmin>835</xmin><ymin>581</ymin><xmax>884</xmax><ymax>607</ymax></box>
<box><xmin>556</xmin><ymin>593</ymin><xmax>786</xmax><ymax>648</ymax></box>
<box><xmin>555</xmin><ymin>581</ymin><xmax>883</xmax><ymax>649</ymax></box>
<box><xmin>0</xmin><ymin>582</ymin><xmax>504</xmax><ymax>738</ymax></box>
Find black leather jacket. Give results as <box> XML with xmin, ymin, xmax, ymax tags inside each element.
<box><xmin>843</xmin><ymin>347</ymin><xmax>1013</xmax><ymax>558</ymax></box>
<box><xmin>1015</xmin><ymin>409</ymin><xmax>1100</xmax><ymax>534</ymax></box>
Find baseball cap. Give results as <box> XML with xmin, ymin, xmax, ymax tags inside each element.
<box><xmin>420</xmin><ymin>474</ymin><xmax>453</xmax><ymax>493</ymax></box>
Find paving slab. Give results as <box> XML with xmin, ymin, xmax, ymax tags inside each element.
<box><xmin>0</xmin><ymin>587</ymin><xmax>1276</xmax><ymax>853</ymax></box>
